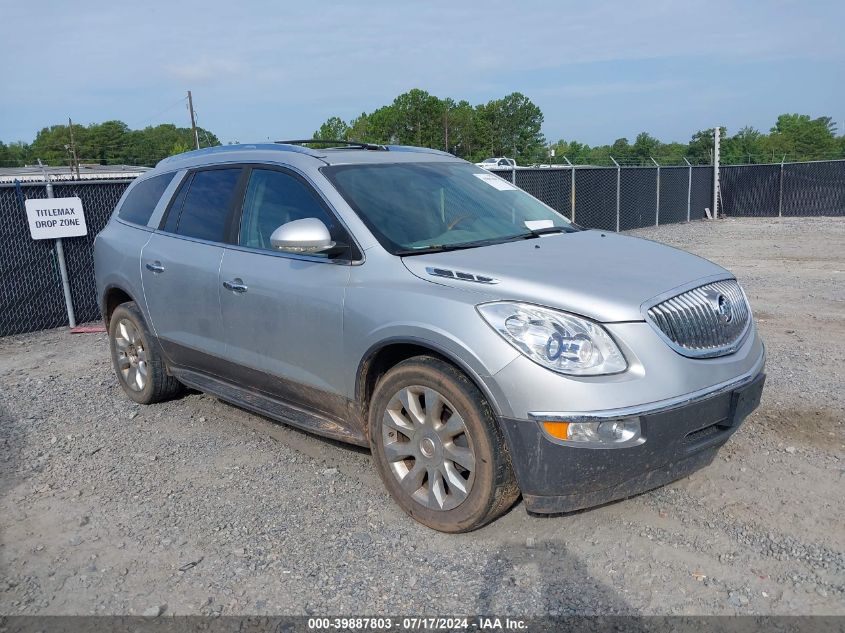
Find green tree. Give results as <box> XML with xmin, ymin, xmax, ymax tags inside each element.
<box><xmin>610</xmin><ymin>138</ymin><xmax>631</xmax><ymax>163</ymax></box>
<box><xmin>632</xmin><ymin>132</ymin><xmax>660</xmax><ymax>162</ymax></box>
<box><xmin>722</xmin><ymin>126</ymin><xmax>764</xmax><ymax>164</ymax></box>
<box><xmin>766</xmin><ymin>114</ymin><xmax>838</xmax><ymax>161</ymax></box>
<box><xmin>687</xmin><ymin>129</ymin><xmax>719</xmax><ymax>164</ymax></box>
<box><xmin>313</xmin><ymin>116</ymin><xmax>350</xmax><ymax>141</ymax></box>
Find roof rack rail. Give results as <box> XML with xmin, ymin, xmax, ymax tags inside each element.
<box><xmin>276</xmin><ymin>139</ymin><xmax>388</xmax><ymax>151</ymax></box>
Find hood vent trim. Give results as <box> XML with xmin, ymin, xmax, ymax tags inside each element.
<box><xmin>425</xmin><ymin>267</ymin><xmax>499</xmax><ymax>285</ymax></box>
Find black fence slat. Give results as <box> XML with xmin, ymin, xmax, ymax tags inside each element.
<box><xmin>658</xmin><ymin>167</ymin><xmax>689</xmax><ymax>225</ymax></box>
<box><xmin>782</xmin><ymin>162</ymin><xmax>845</xmax><ymax>217</ymax></box>
<box><xmin>0</xmin><ymin>180</ymin><xmax>132</xmax><ymax>336</ymax></box>
<box><xmin>719</xmin><ymin>164</ymin><xmax>780</xmax><ymax>217</ymax></box>
<box><xmin>574</xmin><ymin>168</ymin><xmax>617</xmax><ymax>231</ymax></box>
<box><xmin>690</xmin><ymin>166</ymin><xmax>712</xmax><ymax>220</ymax></box>
<box><xmin>619</xmin><ymin>168</ymin><xmax>658</xmax><ymax>231</ymax></box>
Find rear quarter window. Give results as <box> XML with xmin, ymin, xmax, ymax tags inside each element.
<box><xmin>117</xmin><ymin>172</ymin><xmax>176</xmax><ymax>226</ymax></box>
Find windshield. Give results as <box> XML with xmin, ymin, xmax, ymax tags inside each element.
<box><xmin>322</xmin><ymin>162</ymin><xmax>573</xmax><ymax>255</ymax></box>
<box><xmin>482</xmin><ymin>158</ymin><xmax>498</xmax><ymax>164</ymax></box>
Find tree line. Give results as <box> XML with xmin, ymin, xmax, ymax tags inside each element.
<box><xmin>2</xmin><ymin>89</ymin><xmax>843</xmax><ymax>168</ymax></box>
<box><xmin>313</xmin><ymin>89</ymin><xmax>546</xmax><ymax>164</ymax></box>
<box><xmin>314</xmin><ymin>90</ymin><xmax>844</xmax><ymax>165</ymax></box>
<box><xmin>0</xmin><ymin>121</ymin><xmax>220</xmax><ymax>168</ymax></box>
<box><xmin>551</xmin><ymin>114</ymin><xmax>844</xmax><ymax>166</ymax></box>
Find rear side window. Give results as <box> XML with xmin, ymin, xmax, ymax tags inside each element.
<box><xmin>117</xmin><ymin>173</ymin><xmax>175</xmax><ymax>226</ymax></box>
<box><xmin>174</xmin><ymin>168</ymin><xmax>242</xmax><ymax>242</ymax></box>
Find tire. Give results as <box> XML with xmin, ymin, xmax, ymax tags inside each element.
<box><xmin>108</xmin><ymin>301</ymin><xmax>183</xmax><ymax>405</ymax></box>
<box><xmin>368</xmin><ymin>355</ymin><xmax>519</xmax><ymax>532</ymax></box>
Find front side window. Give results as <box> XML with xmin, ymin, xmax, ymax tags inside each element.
<box><xmin>323</xmin><ymin>162</ymin><xmax>573</xmax><ymax>254</ymax></box>
<box><xmin>174</xmin><ymin>168</ymin><xmax>243</xmax><ymax>242</ymax></box>
<box><xmin>118</xmin><ymin>172</ymin><xmax>175</xmax><ymax>226</ymax></box>
<box><xmin>238</xmin><ymin>168</ymin><xmax>340</xmax><ymax>252</ymax></box>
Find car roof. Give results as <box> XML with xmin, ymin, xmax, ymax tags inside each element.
<box><xmin>155</xmin><ymin>143</ymin><xmax>463</xmax><ymax>171</ymax></box>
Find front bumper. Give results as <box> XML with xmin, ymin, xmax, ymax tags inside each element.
<box><xmin>500</xmin><ymin>371</ymin><xmax>765</xmax><ymax>514</ymax></box>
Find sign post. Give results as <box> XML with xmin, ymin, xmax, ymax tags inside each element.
<box><xmin>26</xmin><ymin>165</ymin><xmax>85</xmax><ymax>327</ymax></box>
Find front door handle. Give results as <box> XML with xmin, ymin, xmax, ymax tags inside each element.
<box><xmin>223</xmin><ymin>278</ymin><xmax>248</xmax><ymax>294</ymax></box>
<box><xmin>145</xmin><ymin>261</ymin><xmax>165</xmax><ymax>273</ymax></box>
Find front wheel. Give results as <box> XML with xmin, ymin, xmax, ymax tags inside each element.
<box><xmin>368</xmin><ymin>356</ymin><xmax>518</xmax><ymax>532</ymax></box>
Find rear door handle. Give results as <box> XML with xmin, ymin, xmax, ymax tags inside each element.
<box><xmin>223</xmin><ymin>278</ymin><xmax>248</xmax><ymax>294</ymax></box>
<box><xmin>145</xmin><ymin>261</ymin><xmax>165</xmax><ymax>273</ymax></box>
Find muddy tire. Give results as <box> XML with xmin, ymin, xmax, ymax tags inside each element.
<box><xmin>368</xmin><ymin>355</ymin><xmax>519</xmax><ymax>532</ymax></box>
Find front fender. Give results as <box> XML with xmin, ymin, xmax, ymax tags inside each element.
<box><xmin>344</xmin><ymin>278</ymin><xmax>520</xmax><ymax>417</ymax></box>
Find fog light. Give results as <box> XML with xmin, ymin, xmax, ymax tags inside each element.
<box><xmin>542</xmin><ymin>418</ymin><xmax>642</xmax><ymax>446</ymax></box>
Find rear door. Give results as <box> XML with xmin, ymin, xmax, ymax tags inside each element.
<box><xmin>218</xmin><ymin>166</ymin><xmax>354</xmax><ymax>416</ymax></box>
<box><xmin>141</xmin><ymin>166</ymin><xmax>245</xmax><ymax>371</ymax></box>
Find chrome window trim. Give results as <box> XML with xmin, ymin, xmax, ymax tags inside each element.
<box><xmin>528</xmin><ymin>347</ymin><xmax>765</xmax><ymax>424</ymax></box>
<box><xmin>153</xmin><ymin>162</ymin><xmax>366</xmax><ymax>265</ymax></box>
<box><xmin>151</xmin><ymin>230</ymin><xmax>361</xmax><ymax>266</ymax></box>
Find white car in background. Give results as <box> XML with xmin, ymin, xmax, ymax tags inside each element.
<box><xmin>475</xmin><ymin>157</ymin><xmax>516</xmax><ymax>169</ymax></box>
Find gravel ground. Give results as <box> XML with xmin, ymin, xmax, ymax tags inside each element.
<box><xmin>1</xmin><ymin>217</ymin><xmax>843</xmax><ymax>616</ymax></box>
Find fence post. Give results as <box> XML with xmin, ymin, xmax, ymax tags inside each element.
<box><xmin>778</xmin><ymin>155</ymin><xmax>785</xmax><ymax>218</ymax></box>
<box><xmin>37</xmin><ymin>160</ymin><xmax>76</xmax><ymax>328</ymax></box>
<box><xmin>610</xmin><ymin>156</ymin><xmax>621</xmax><ymax>232</ymax></box>
<box><xmin>651</xmin><ymin>157</ymin><xmax>660</xmax><ymax>226</ymax></box>
<box><xmin>713</xmin><ymin>127</ymin><xmax>720</xmax><ymax>218</ymax></box>
<box><xmin>563</xmin><ymin>156</ymin><xmax>575</xmax><ymax>222</ymax></box>
<box><xmin>683</xmin><ymin>157</ymin><xmax>692</xmax><ymax>222</ymax></box>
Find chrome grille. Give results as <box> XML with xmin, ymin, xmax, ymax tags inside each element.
<box><xmin>645</xmin><ymin>279</ymin><xmax>751</xmax><ymax>358</ymax></box>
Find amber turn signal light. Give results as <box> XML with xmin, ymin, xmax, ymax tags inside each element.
<box><xmin>542</xmin><ymin>421</ymin><xmax>571</xmax><ymax>440</ymax></box>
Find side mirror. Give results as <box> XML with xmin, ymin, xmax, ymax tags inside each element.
<box><xmin>270</xmin><ymin>218</ymin><xmax>336</xmax><ymax>254</ymax></box>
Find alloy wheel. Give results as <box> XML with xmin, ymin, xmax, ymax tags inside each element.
<box><xmin>114</xmin><ymin>318</ymin><xmax>147</xmax><ymax>392</ymax></box>
<box><xmin>381</xmin><ymin>385</ymin><xmax>476</xmax><ymax>511</ymax></box>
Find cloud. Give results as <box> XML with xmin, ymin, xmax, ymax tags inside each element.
<box><xmin>533</xmin><ymin>79</ymin><xmax>688</xmax><ymax>99</ymax></box>
<box><xmin>165</xmin><ymin>58</ymin><xmax>245</xmax><ymax>82</ymax></box>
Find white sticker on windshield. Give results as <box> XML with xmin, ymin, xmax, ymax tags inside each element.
<box><xmin>473</xmin><ymin>172</ymin><xmax>518</xmax><ymax>191</ymax></box>
<box><xmin>525</xmin><ymin>219</ymin><xmax>554</xmax><ymax>230</ymax></box>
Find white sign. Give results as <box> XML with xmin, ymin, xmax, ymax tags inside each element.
<box><xmin>473</xmin><ymin>172</ymin><xmax>518</xmax><ymax>191</ymax></box>
<box><xmin>24</xmin><ymin>196</ymin><xmax>87</xmax><ymax>240</ymax></box>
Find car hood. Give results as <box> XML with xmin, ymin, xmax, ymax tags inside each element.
<box><xmin>400</xmin><ymin>230</ymin><xmax>731</xmax><ymax>322</ymax></box>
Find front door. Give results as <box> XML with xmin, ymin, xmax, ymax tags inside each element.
<box><xmin>218</xmin><ymin>167</ymin><xmax>353</xmax><ymax>418</ymax></box>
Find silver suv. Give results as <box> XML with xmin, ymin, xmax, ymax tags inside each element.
<box><xmin>94</xmin><ymin>141</ymin><xmax>765</xmax><ymax>532</ymax></box>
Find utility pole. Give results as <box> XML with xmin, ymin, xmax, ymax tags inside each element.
<box><xmin>443</xmin><ymin>105</ymin><xmax>449</xmax><ymax>153</ymax></box>
<box><xmin>187</xmin><ymin>90</ymin><xmax>200</xmax><ymax>150</ymax></box>
<box><xmin>68</xmin><ymin>118</ymin><xmax>81</xmax><ymax>179</ymax></box>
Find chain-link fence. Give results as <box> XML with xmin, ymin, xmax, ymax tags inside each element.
<box><xmin>2</xmin><ymin>159</ymin><xmax>844</xmax><ymax>337</ymax></box>
<box><xmin>490</xmin><ymin>164</ymin><xmax>713</xmax><ymax>230</ymax></box>
<box><xmin>0</xmin><ymin>180</ymin><xmax>132</xmax><ymax>336</ymax></box>
<box><xmin>721</xmin><ymin>159</ymin><xmax>845</xmax><ymax>217</ymax></box>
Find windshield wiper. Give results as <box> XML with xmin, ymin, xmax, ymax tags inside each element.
<box><xmin>396</xmin><ymin>226</ymin><xmax>575</xmax><ymax>256</ymax></box>
<box><xmin>396</xmin><ymin>237</ymin><xmax>515</xmax><ymax>256</ymax></box>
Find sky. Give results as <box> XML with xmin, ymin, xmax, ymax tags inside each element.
<box><xmin>1</xmin><ymin>0</ymin><xmax>843</xmax><ymax>147</ymax></box>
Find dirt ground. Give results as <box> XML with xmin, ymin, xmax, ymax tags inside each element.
<box><xmin>1</xmin><ymin>217</ymin><xmax>843</xmax><ymax>616</ymax></box>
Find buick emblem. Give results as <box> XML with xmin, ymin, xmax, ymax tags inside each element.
<box><xmin>715</xmin><ymin>294</ymin><xmax>733</xmax><ymax>324</ymax></box>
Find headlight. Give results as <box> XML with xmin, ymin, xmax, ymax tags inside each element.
<box><xmin>477</xmin><ymin>302</ymin><xmax>627</xmax><ymax>376</ymax></box>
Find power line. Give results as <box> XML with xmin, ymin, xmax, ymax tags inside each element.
<box><xmin>133</xmin><ymin>96</ymin><xmax>189</xmax><ymax>128</ymax></box>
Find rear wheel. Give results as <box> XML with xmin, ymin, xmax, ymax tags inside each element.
<box><xmin>368</xmin><ymin>356</ymin><xmax>518</xmax><ymax>532</ymax></box>
<box><xmin>108</xmin><ymin>301</ymin><xmax>182</xmax><ymax>404</ymax></box>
